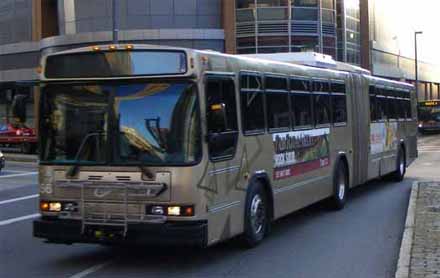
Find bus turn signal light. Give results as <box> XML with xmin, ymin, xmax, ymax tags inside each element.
<box><xmin>40</xmin><ymin>201</ymin><xmax>49</xmax><ymax>211</ymax></box>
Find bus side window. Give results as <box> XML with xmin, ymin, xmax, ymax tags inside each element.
<box><xmin>206</xmin><ymin>77</ymin><xmax>239</xmax><ymax>160</ymax></box>
<box><xmin>291</xmin><ymin>78</ymin><xmax>313</xmax><ymax>128</ymax></box>
<box><xmin>313</xmin><ymin>81</ymin><xmax>331</xmax><ymax>126</ymax></box>
<box><xmin>240</xmin><ymin>73</ymin><xmax>265</xmax><ymax>134</ymax></box>
<box><xmin>265</xmin><ymin>76</ymin><xmax>290</xmax><ymax>131</ymax></box>
<box><xmin>331</xmin><ymin>82</ymin><xmax>347</xmax><ymax>124</ymax></box>
<box><xmin>369</xmin><ymin>86</ymin><xmax>378</xmax><ymax>122</ymax></box>
<box><xmin>376</xmin><ymin>88</ymin><xmax>387</xmax><ymax>121</ymax></box>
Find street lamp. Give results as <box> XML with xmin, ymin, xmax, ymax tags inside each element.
<box><xmin>112</xmin><ymin>0</ymin><xmax>118</xmax><ymax>44</ymax></box>
<box><xmin>414</xmin><ymin>31</ymin><xmax>423</xmax><ymax>101</ymax></box>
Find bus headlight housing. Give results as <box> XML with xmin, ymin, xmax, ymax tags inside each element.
<box><xmin>40</xmin><ymin>201</ymin><xmax>78</xmax><ymax>212</ymax></box>
<box><xmin>147</xmin><ymin>205</ymin><xmax>194</xmax><ymax>217</ymax></box>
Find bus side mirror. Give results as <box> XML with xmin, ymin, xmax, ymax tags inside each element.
<box><xmin>12</xmin><ymin>94</ymin><xmax>27</xmax><ymax>123</ymax></box>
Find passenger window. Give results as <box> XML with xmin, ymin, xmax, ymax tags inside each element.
<box><xmin>206</xmin><ymin>77</ymin><xmax>238</xmax><ymax>160</ymax></box>
<box><xmin>291</xmin><ymin>93</ymin><xmax>313</xmax><ymax>127</ymax></box>
<box><xmin>266</xmin><ymin>76</ymin><xmax>289</xmax><ymax>130</ymax></box>
<box><xmin>376</xmin><ymin>87</ymin><xmax>387</xmax><ymax>121</ymax></box>
<box><xmin>387</xmin><ymin>97</ymin><xmax>397</xmax><ymax>120</ymax></box>
<box><xmin>331</xmin><ymin>82</ymin><xmax>347</xmax><ymax>124</ymax></box>
<box><xmin>313</xmin><ymin>81</ymin><xmax>331</xmax><ymax>125</ymax></box>
<box><xmin>405</xmin><ymin>97</ymin><xmax>412</xmax><ymax>119</ymax></box>
<box><xmin>240</xmin><ymin>74</ymin><xmax>265</xmax><ymax>133</ymax></box>
<box><xmin>369</xmin><ymin>86</ymin><xmax>378</xmax><ymax>122</ymax></box>
<box><xmin>291</xmin><ymin>78</ymin><xmax>310</xmax><ymax>92</ymax></box>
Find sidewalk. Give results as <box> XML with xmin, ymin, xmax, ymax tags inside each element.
<box><xmin>396</xmin><ymin>182</ymin><xmax>440</xmax><ymax>278</ymax></box>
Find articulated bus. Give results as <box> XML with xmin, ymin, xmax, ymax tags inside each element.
<box><xmin>418</xmin><ymin>100</ymin><xmax>440</xmax><ymax>133</ymax></box>
<box><xmin>33</xmin><ymin>45</ymin><xmax>418</xmax><ymax>248</ymax></box>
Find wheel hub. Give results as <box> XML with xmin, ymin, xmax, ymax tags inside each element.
<box><xmin>250</xmin><ymin>194</ymin><xmax>265</xmax><ymax>234</ymax></box>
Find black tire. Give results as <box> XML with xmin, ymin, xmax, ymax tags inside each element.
<box><xmin>328</xmin><ymin>161</ymin><xmax>348</xmax><ymax>210</ymax></box>
<box><xmin>390</xmin><ymin>147</ymin><xmax>406</xmax><ymax>182</ymax></box>
<box><xmin>242</xmin><ymin>181</ymin><xmax>270</xmax><ymax>248</ymax></box>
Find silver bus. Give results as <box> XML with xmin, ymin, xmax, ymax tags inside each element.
<box><xmin>32</xmin><ymin>44</ymin><xmax>418</xmax><ymax>248</ymax></box>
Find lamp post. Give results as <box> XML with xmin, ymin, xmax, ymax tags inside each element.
<box><xmin>112</xmin><ymin>0</ymin><xmax>118</xmax><ymax>44</ymax></box>
<box><xmin>414</xmin><ymin>31</ymin><xmax>423</xmax><ymax>100</ymax></box>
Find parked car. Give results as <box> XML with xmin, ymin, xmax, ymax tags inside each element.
<box><xmin>0</xmin><ymin>123</ymin><xmax>37</xmax><ymax>153</ymax></box>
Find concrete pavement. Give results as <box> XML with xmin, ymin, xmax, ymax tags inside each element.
<box><xmin>0</xmin><ymin>134</ymin><xmax>439</xmax><ymax>277</ymax></box>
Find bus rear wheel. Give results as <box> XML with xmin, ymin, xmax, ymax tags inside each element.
<box><xmin>329</xmin><ymin>162</ymin><xmax>348</xmax><ymax>210</ymax></box>
<box><xmin>243</xmin><ymin>181</ymin><xmax>269</xmax><ymax>248</ymax></box>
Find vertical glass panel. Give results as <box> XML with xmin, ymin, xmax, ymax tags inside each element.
<box><xmin>291</xmin><ymin>93</ymin><xmax>313</xmax><ymax>127</ymax></box>
<box><xmin>314</xmin><ymin>94</ymin><xmax>331</xmax><ymax>125</ymax></box>
<box><xmin>266</xmin><ymin>92</ymin><xmax>290</xmax><ymax>129</ymax></box>
<box><xmin>332</xmin><ymin>95</ymin><xmax>347</xmax><ymax>123</ymax></box>
<box><xmin>241</xmin><ymin>91</ymin><xmax>266</xmax><ymax>132</ymax></box>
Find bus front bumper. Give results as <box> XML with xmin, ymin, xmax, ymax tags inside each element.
<box><xmin>33</xmin><ymin>218</ymin><xmax>208</xmax><ymax>247</ymax></box>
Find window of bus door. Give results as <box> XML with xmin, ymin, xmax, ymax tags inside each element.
<box><xmin>313</xmin><ymin>80</ymin><xmax>331</xmax><ymax>126</ymax></box>
<box><xmin>330</xmin><ymin>81</ymin><xmax>347</xmax><ymax>125</ymax></box>
<box><xmin>205</xmin><ymin>75</ymin><xmax>239</xmax><ymax>161</ymax></box>
<box><xmin>290</xmin><ymin>78</ymin><xmax>313</xmax><ymax>128</ymax></box>
<box><xmin>240</xmin><ymin>73</ymin><xmax>266</xmax><ymax>134</ymax></box>
<box><xmin>265</xmin><ymin>75</ymin><xmax>290</xmax><ymax>132</ymax></box>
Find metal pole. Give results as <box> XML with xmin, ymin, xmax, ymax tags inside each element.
<box><xmin>112</xmin><ymin>0</ymin><xmax>118</xmax><ymax>44</ymax></box>
<box><xmin>414</xmin><ymin>31</ymin><xmax>423</xmax><ymax>101</ymax></box>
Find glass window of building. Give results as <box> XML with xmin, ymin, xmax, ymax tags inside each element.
<box><xmin>292</xmin><ymin>8</ymin><xmax>318</xmax><ymax>21</ymax></box>
<box><xmin>292</xmin><ymin>0</ymin><xmax>318</xmax><ymax>7</ymax></box>
<box><xmin>237</xmin><ymin>0</ymin><xmax>257</xmax><ymax>9</ymax></box>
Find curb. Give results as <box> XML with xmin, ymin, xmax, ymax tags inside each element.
<box><xmin>4</xmin><ymin>153</ymin><xmax>38</xmax><ymax>163</ymax></box>
<box><xmin>395</xmin><ymin>181</ymin><xmax>419</xmax><ymax>278</ymax></box>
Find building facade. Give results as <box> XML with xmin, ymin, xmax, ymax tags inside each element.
<box><xmin>0</xmin><ymin>0</ymin><xmax>439</xmax><ymax>125</ymax></box>
<box><xmin>234</xmin><ymin>0</ymin><xmax>338</xmax><ymax>57</ymax></box>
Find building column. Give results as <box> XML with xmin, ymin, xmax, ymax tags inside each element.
<box><xmin>223</xmin><ymin>0</ymin><xmax>237</xmax><ymax>54</ymax></box>
<box><xmin>360</xmin><ymin>0</ymin><xmax>370</xmax><ymax>70</ymax></box>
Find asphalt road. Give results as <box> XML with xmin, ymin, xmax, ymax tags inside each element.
<box><xmin>1</xmin><ymin>135</ymin><xmax>439</xmax><ymax>278</ymax></box>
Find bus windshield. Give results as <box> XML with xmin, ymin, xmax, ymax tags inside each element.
<box><xmin>419</xmin><ymin>106</ymin><xmax>440</xmax><ymax>122</ymax></box>
<box><xmin>40</xmin><ymin>81</ymin><xmax>202</xmax><ymax>165</ymax></box>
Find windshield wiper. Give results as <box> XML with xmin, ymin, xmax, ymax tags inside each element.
<box><xmin>66</xmin><ymin>131</ymin><xmax>105</xmax><ymax>178</ymax></box>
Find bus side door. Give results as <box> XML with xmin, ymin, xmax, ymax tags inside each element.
<box><xmin>204</xmin><ymin>74</ymin><xmax>243</xmax><ymax>241</ymax></box>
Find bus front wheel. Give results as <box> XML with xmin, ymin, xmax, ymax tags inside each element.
<box><xmin>243</xmin><ymin>181</ymin><xmax>269</xmax><ymax>248</ymax></box>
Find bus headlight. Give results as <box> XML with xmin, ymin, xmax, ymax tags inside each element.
<box><xmin>418</xmin><ymin>123</ymin><xmax>423</xmax><ymax>128</ymax></box>
<box><xmin>167</xmin><ymin>206</ymin><xmax>181</xmax><ymax>216</ymax></box>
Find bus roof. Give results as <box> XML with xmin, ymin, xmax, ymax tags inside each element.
<box><xmin>39</xmin><ymin>44</ymin><xmax>415</xmax><ymax>90</ymax></box>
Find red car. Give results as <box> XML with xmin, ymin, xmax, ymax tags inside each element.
<box><xmin>0</xmin><ymin>123</ymin><xmax>37</xmax><ymax>153</ymax></box>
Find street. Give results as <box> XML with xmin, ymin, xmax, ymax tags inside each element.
<box><xmin>0</xmin><ymin>135</ymin><xmax>439</xmax><ymax>278</ymax></box>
